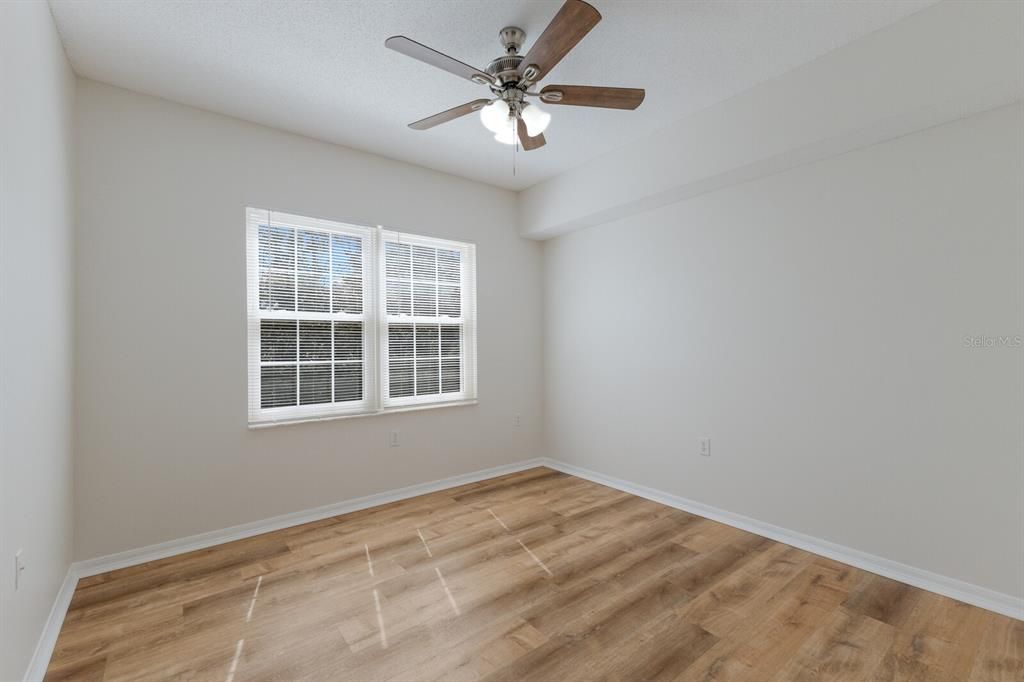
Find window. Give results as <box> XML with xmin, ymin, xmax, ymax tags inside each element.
<box><xmin>246</xmin><ymin>208</ymin><xmax>476</xmax><ymax>425</ymax></box>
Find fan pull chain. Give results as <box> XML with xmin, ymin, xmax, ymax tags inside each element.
<box><xmin>512</xmin><ymin>123</ymin><xmax>518</xmax><ymax>176</ymax></box>
<box><xmin>515</xmin><ymin>137</ymin><xmax>518</xmax><ymax>176</ymax></box>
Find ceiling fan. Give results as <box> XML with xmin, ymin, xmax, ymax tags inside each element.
<box><xmin>385</xmin><ymin>0</ymin><xmax>645</xmax><ymax>151</ymax></box>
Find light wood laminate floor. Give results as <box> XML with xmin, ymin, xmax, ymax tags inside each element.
<box><xmin>46</xmin><ymin>467</ymin><xmax>1022</xmax><ymax>681</ymax></box>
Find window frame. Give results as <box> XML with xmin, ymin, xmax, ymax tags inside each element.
<box><xmin>246</xmin><ymin>208</ymin><xmax>477</xmax><ymax>427</ymax></box>
<box><xmin>379</xmin><ymin>229</ymin><xmax>477</xmax><ymax>410</ymax></box>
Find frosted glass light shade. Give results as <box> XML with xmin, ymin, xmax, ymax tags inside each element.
<box><xmin>480</xmin><ymin>100</ymin><xmax>510</xmax><ymax>133</ymax></box>
<box><xmin>493</xmin><ymin>123</ymin><xmax>516</xmax><ymax>145</ymax></box>
<box><xmin>520</xmin><ymin>103</ymin><xmax>551</xmax><ymax>136</ymax></box>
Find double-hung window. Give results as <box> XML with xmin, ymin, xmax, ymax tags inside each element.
<box><xmin>246</xmin><ymin>208</ymin><xmax>476</xmax><ymax>426</ymax></box>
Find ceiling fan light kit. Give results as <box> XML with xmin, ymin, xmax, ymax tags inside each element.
<box><xmin>385</xmin><ymin>0</ymin><xmax>645</xmax><ymax>153</ymax></box>
<box><xmin>519</xmin><ymin>104</ymin><xmax>551</xmax><ymax>137</ymax></box>
<box><xmin>480</xmin><ymin>99</ymin><xmax>511</xmax><ymax>133</ymax></box>
<box><xmin>481</xmin><ymin>100</ymin><xmax>550</xmax><ymax>144</ymax></box>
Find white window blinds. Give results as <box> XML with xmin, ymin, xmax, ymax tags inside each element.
<box><xmin>246</xmin><ymin>208</ymin><xmax>476</xmax><ymax>425</ymax></box>
<box><xmin>382</xmin><ymin>233</ymin><xmax>476</xmax><ymax>407</ymax></box>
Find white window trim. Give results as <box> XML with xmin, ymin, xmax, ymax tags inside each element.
<box><xmin>378</xmin><ymin>228</ymin><xmax>477</xmax><ymax>411</ymax></box>
<box><xmin>246</xmin><ymin>208</ymin><xmax>477</xmax><ymax>427</ymax></box>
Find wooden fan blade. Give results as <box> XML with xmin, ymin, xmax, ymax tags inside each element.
<box><xmin>385</xmin><ymin>36</ymin><xmax>494</xmax><ymax>85</ymax></box>
<box><xmin>517</xmin><ymin>117</ymin><xmax>547</xmax><ymax>150</ymax></box>
<box><xmin>409</xmin><ymin>99</ymin><xmax>492</xmax><ymax>130</ymax></box>
<box><xmin>539</xmin><ymin>85</ymin><xmax>645</xmax><ymax>110</ymax></box>
<box><xmin>518</xmin><ymin>0</ymin><xmax>601</xmax><ymax>82</ymax></box>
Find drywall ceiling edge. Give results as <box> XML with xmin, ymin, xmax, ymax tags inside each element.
<box><xmin>516</xmin><ymin>0</ymin><xmax>1024</xmax><ymax>241</ymax></box>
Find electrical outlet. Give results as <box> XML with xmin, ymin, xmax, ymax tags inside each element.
<box><xmin>14</xmin><ymin>549</ymin><xmax>24</xmax><ymax>591</ymax></box>
<box><xmin>699</xmin><ymin>438</ymin><xmax>711</xmax><ymax>457</ymax></box>
<box><xmin>513</xmin><ymin>415</ymin><xmax>521</xmax><ymax>427</ymax></box>
<box><xmin>389</xmin><ymin>431</ymin><xmax>400</xmax><ymax>448</ymax></box>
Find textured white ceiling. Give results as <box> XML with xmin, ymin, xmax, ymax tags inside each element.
<box><xmin>49</xmin><ymin>0</ymin><xmax>936</xmax><ymax>191</ymax></box>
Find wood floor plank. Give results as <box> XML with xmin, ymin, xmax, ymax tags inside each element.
<box><xmin>676</xmin><ymin>542</ymin><xmax>813</xmax><ymax>638</ymax></box>
<box><xmin>843</xmin><ymin>573</ymin><xmax>923</xmax><ymax>628</ymax></box>
<box><xmin>968</xmin><ymin>613</ymin><xmax>1024</xmax><ymax>681</ymax></box>
<box><xmin>675</xmin><ymin>564</ymin><xmax>840</xmax><ymax>682</ymax></box>
<box><xmin>594</xmin><ymin>611</ymin><xmax>717</xmax><ymax>681</ymax></box>
<box><xmin>770</xmin><ymin>607</ymin><xmax>895</xmax><ymax>681</ymax></box>
<box><xmin>43</xmin><ymin>466</ymin><xmax>1022</xmax><ymax>681</ymax></box>
<box><xmin>39</xmin><ymin>654</ymin><xmax>108</xmax><ymax>682</ymax></box>
<box><xmin>869</xmin><ymin>634</ymin><xmax>960</xmax><ymax>682</ymax></box>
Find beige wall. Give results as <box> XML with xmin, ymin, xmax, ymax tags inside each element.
<box><xmin>0</xmin><ymin>2</ymin><xmax>77</xmax><ymax>679</ymax></box>
<box><xmin>73</xmin><ymin>80</ymin><xmax>544</xmax><ymax>560</ymax></box>
<box><xmin>543</xmin><ymin>104</ymin><xmax>1024</xmax><ymax>599</ymax></box>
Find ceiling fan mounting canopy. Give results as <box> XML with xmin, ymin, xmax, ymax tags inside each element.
<box><xmin>385</xmin><ymin>0</ymin><xmax>645</xmax><ymax>151</ymax></box>
<box><xmin>498</xmin><ymin>26</ymin><xmax>526</xmax><ymax>54</ymax></box>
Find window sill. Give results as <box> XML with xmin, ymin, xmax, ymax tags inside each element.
<box><xmin>248</xmin><ymin>399</ymin><xmax>478</xmax><ymax>429</ymax></box>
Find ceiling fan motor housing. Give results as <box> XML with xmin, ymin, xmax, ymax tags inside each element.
<box><xmin>486</xmin><ymin>54</ymin><xmax>524</xmax><ymax>85</ymax></box>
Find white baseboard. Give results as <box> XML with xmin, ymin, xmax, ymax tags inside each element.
<box><xmin>23</xmin><ymin>565</ymin><xmax>79</xmax><ymax>682</ymax></box>
<box><xmin>540</xmin><ymin>458</ymin><xmax>1023</xmax><ymax>621</ymax></box>
<box><xmin>73</xmin><ymin>458</ymin><xmax>546</xmax><ymax>578</ymax></box>
<box><xmin>30</xmin><ymin>453</ymin><xmax>1018</xmax><ymax>680</ymax></box>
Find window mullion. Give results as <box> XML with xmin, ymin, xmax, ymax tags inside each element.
<box><xmin>329</xmin><ymin>236</ymin><xmax>335</xmax><ymax>404</ymax></box>
<box><xmin>292</xmin><ymin>222</ymin><xmax>300</xmax><ymax>407</ymax></box>
<box><xmin>374</xmin><ymin>226</ymin><xmax>386</xmax><ymax>412</ymax></box>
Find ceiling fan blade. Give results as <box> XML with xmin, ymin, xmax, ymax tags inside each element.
<box><xmin>385</xmin><ymin>36</ymin><xmax>494</xmax><ymax>85</ymax></box>
<box><xmin>539</xmin><ymin>85</ymin><xmax>645</xmax><ymax>110</ymax></box>
<box><xmin>518</xmin><ymin>0</ymin><xmax>601</xmax><ymax>82</ymax></box>
<box><xmin>409</xmin><ymin>99</ymin><xmax>492</xmax><ymax>130</ymax></box>
<box><xmin>517</xmin><ymin>117</ymin><xmax>546</xmax><ymax>151</ymax></box>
